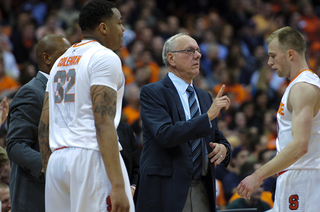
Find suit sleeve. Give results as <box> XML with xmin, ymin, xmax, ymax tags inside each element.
<box><xmin>140</xmin><ymin>85</ymin><xmax>212</xmax><ymax>149</ymax></box>
<box><xmin>6</xmin><ymin>85</ymin><xmax>43</xmax><ymax>178</ymax></box>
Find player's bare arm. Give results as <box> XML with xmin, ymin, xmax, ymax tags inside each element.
<box><xmin>38</xmin><ymin>92</ymin><xmax>52</xmax><ymax>175</ymax></box>
<box><xmin>237</xmin><ymin>82</ymin><xmax>317</xmax><ymax>199</ymax></box>
<box><xmin>91</xmin><ymin>85</ymin><xmax>130</xmax><ymax>212</ymax></box>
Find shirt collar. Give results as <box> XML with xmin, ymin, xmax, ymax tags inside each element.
<box><xmin>38</xmin><ymin>71</ymin><xmax>49</xmax><ymax>79</ymax></box>
<box><xmin>168</xmin><ymin>72</ymin><xmax>193</xmax><ymax>95</ymax></box>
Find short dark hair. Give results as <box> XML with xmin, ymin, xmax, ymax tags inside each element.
<box><xmin>79</xmin><ymin>0</ymin><xmax>116</xmax><ymax>31</ymax></box>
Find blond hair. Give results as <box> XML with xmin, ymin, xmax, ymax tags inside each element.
<box><xmin>266</xmin><ymin>26</ymin><xmax>306</xmax><ymax>55</ymax></box>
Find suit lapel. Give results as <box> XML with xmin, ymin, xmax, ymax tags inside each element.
<box><xmin>162</xmin><ymin>75</ymin><xmax>186</xmax><ymax>121</ymax></box>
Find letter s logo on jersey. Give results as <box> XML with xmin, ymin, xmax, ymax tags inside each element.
<box><xmin>278</xmin><ymin>102</ymin><xmax>285</xmax><ymax>116</ymax></box>
<box><xmin>289</xmin><ymin>194</ymin><xmax>299</xmax><ymax>210</ymax></box>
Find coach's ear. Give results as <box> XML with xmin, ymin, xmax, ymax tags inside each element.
<box><xmin>99</xmin><ymin>21</ymin><xmax>109</xmax><ymax>35</ymax></box>
<box><xmin>167</xmin><ymin>52</ymin><xmax>176</xmax><ymax>67</ymax></box>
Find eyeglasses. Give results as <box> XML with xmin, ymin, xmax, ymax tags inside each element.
<box><xmin>171</xmin><ymin>48</ymin><xmax>202</xmax><ymax>55</ymax></box>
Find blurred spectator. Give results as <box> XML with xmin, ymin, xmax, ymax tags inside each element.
<box><xmin>192</xmin><ymin>15</ymin><xmax>208</xmax><ymax>44</ymax></box>
<box><xmin>250</xmin><ymin>62</ymin><xmax>285</xmax><ymax>108</ymax></box>
<box><xmin>118</xmin><ymin>3</ymin><xmax>136</xmax><ymax>47</ymax></box>
<box><xmin>65</xmin><ymin>20</ymin><xmax>82</xmax><ymax>45</ymax></box>
<box><xmin>223</xmin><ymin>145</ymin><xmax>249</xmax><ymax>201</ymax></box>
<box><xmin>11</xmin><ymin>20</ymin><xmax>37</xmax><ymax>65</ymax></box>
<box><xmin>240</xmin><ymin>21</ymin><xmax>265</xmax><ymax>57</ymax></box>
<box><xmin>226</xmin><ymin>162</ymin><xmax>272</xmax><ymax>211</ymax></box>
<box><xmin>137</xmin><ymin>27</ymin><xmax>153</xmax><ymax>50</ymax></box>
<box><xmin>139</xmin><ymin>0</ymin><xmax>163</xmax><ymax>28</ymax></box>
<box><xmin>308</xmin><ymin>41</ymin><xmax>320</xmax><ymax>72</ymax></box>
<box><xmin>205</xmin><ymin>58</ymin><xmax>226</xmax><ymax>89</ymax></box>
<box><xmin>150</xmin><ymin>36</ymin><xmax>164</xmax><ymax>66</ymax></box>
<box><xmin>0</xmin><ymin>161</ymin><xmax>9</xmax><ymax>185</ymax></box>
<box><xmin>134</xmin><ymin>67</ymin><xmax>151</xmax><ymax>89</ymax></box>
<box><xmin>243</xmin><ymin>45</ymin><xmax>268</xmax><ymax>84</ymax></box>
<box><xmin>0</xmin><ymin>0</ymin><xmax>15</xmax><ymax>27</ymax></box>
<box><xmin>289</xmin><ymin>11</ymin><xmax>303</xmax><ymax>32</ymax></box>
<box><xmin>158</xmin><ymin>66</ymin><xmax>169</xmax><ymax>80</ymax></box>
<box><xmin>136</xmin><ymin>50</ymin><xmax>160</xmax><ymax>83</ymax></box>
<box><xmin>299</xmin><ymin>1</ymin><xmax>320</xmax><ymax>44</ymax></box>
<box><xmin>248</xmin><ymin>134</ymin><xmax>268</xmax><ymax>163</ymax></box>
<box><xmin>35</xmin><ymin>11</ymin><xmax>66</xmax><ymax>41</ymax></box>
<box><xmin>200</xmin><ymin>42</ymin><xmax>221</xmax><ymax>77</ymax></box>
<box><xmin>216</xmin><ymin>179</ymin><xmax>227</xmax><ymax>210</ymax></box>
<box><xmin>224</xmin><ymin>0</ymin><xmax>253</xmax><ymax>33</ymax></box>
<box><xmin>258</xmin><ymin>149</ymin><xmax>276</xmax><ymax>166</ymax></box>
<box><xmin>240</xmin><ymin>100</ymin><xmax>262</xmax><ymax>134</ymax></box>
<box><xmin>0</xmin><ymin>129</ymin><xmax>6</xmax><ymax>148</ymax></box>
<box><xmin>56</xmin><ymin>0</ymin><xmax>80</xmax><ymax>30</ymax></box>
<box><xmin>0</xmin><ymin>146</ymin><xmax>8</xmax><ymax>177</ymax></box>
<box><xmin>218</xmin><ymin>24</ymin><xmax>235</xmax><ymax>49</ymax></box>
<box><xmin>253</xmin><ymin>89</ymin><xmax>270</xmax><ymax>124</ymax></box>
<box><xmin>21</xmin><ymin>0</ymin><xmax>47</xmax><ymax>27</ymax></box>
<box><xmin>0</xmin><ymin>37</ymin><xmax>19</xmax><ymax>80</ymax></box>
<box><xmin>0</xmin><ymin>52</ymin><xmax>19</xmax><ymax>97</ymax></box>
<box><xmin>262</xmin><ymin>109</ymin><xmax>278</xmax><ymax>151</ymax></box>
<box><xmin>213</xmin><ymin>70</ymin><xmax>250</xmax><ymax>108</ymax></box>
<box><xmin>18</xmin><ymin>62</ymin><xmax>37</xmax><ymax>86</ymax></box>
<box><xmin>125</xmin><ymin>40</ymin><xmax>145</xmax><ymax>70</ymax></box>
<box><xmin>251</xmin><ymin>1</ymin><xmax>279</xmax><ymax>39</ymax></box>
<box><xmin>257</xmin><ymin>148</ymin><xmax>277</xmax><ymax>193</ymax></box>
<box><xmin>200</xmin><ymin>29</ymin><xmax>228</xmax><ymax>66</ymax></box>
<box><xmin>231</xmin><ymin>111</ymin><xmax>247</xmax><ymax>132</ymax></box>
<box><xmin>115</xmin><ymin>48</ymin><xmax>135</xmax><ymax>85</ymax></box>
<box><xmin>122</xmin><ymin>84</ymin><xmax>140</xmax><ymax>126</ymax></box>
<box><xmin>166</xmin><ymin>15</ymin><xmax>180</xmax><ymax>37</ymax></box>
<box><xmin>193</xmin><ymin>72</ymin><xmax>210</xmax><ymax>90</ymax></box>
<box><xmin>0</xmin><ymin>183</ymin><xmax>10</xmax><ymax>212</ymax></box>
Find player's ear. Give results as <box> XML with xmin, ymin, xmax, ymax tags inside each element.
<box><xmin>288</xmin><ymin>49</ymin><xmax>294</xmax><ymax>61</ymax></box>
<box><xmin>99</xmin><ymin>22</ymin><xmax>109</xmax><ymax>35</ymax></box>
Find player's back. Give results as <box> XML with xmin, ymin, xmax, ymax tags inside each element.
<box><xmin>47</xmin><ymin>40</ymin><xmax>124</xmax><ymax>151</ymax></box>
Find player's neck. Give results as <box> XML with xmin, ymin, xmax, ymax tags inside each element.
<box><xmin>289</xmin><ymin>60</ymin><xmax>309</xmax><ymax>81</ymax></box>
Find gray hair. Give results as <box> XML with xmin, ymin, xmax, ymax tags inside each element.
<box><xmin>162</xmin><ymin>33</ymin><xmax>188</xmax><ymax>67</ymax></box>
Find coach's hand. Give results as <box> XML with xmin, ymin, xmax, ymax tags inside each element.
<box><xmin>110</xmin><ymin>186</ymin><xmax>130</xmax><ymax>212</ymax></box>
<box><xmin>207</xmin><ymin>84</ymin><xmax>230</xmax><ymax>121</ymax></box>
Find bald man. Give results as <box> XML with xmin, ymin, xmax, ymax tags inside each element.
<box><xmin>6</xmin><ymin>34</ymin><xmax>70</xmax><ymax>212</ymax></box>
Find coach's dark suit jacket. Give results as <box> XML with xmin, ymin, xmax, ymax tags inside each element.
<box><xmin>6</xmin><ymin>72</ymin><xmax>47</xmax><ymax>212</ymax></box>
<box><xmin>135</xmin><ymin>74</ymin><xmax>231</xmax><ymax>212</ymax></box>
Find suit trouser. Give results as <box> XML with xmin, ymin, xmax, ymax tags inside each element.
<box><xmin>182</xmin><ymin>179</ymin><xmax>210</xmax><ymax>212</ymax></box>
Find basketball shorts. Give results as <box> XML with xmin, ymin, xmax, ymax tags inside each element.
<box><xmin>273</xmin><ymin>169</ymin><xmax>320</xmax><ymax>212</ymax></box>
<box><xmin>45</xmin><ymin>147</ymin><xmax>135</xmax><ymax>212</ymax></box>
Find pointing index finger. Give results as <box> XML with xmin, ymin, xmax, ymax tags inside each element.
<box><xmin>216</xmin><ymin>84</ymin><xmax>225</xmax><ymax>98</ymax></box>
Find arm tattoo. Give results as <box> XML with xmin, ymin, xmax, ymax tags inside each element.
<box><xmin>38</xmin><ymin>120</ymin><xmax>51</xmax><ymax>173</ymax></box>
<box><xmin>91</xmin><ymin>85</ymin><xmax>117</xmax><ymax>119</ymax></box>
<box><xmin>42</xmin><ymin>96</ymin><xmax>49</xmax><ymax>111</ymax></box>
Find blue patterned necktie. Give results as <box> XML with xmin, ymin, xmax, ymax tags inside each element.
<box><xmin>186</xmin><ymin>85</ymin><xmax>202</xmax><ymax>180</ymax></box>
